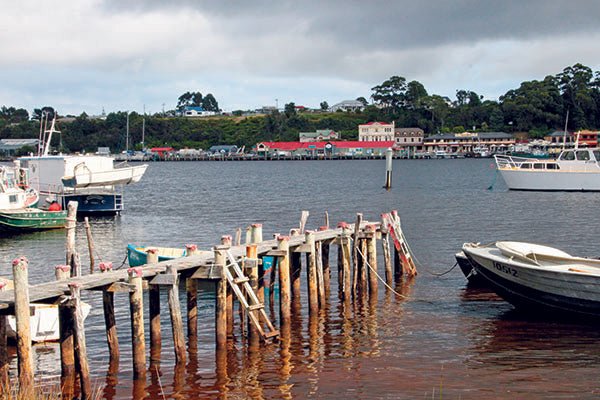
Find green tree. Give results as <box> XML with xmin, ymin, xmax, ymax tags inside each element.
<box><xmin>202</xmin><ymin>94</ymin><xmax>219</xmax><ymax>112</ymax></box>
<box><xmin>371</xmin><ymin>76</ymin><xmax>407</xmax><ymax>113</ymax></box>
<box><xmin>320</xmin><ymin>101</ymin><xmax>329</xmax><ymax>110</ymax></box>
<box><xmin>284</xmin><ymin>102</ymin><xmax>296</xmax><ymax>118</ymax></box>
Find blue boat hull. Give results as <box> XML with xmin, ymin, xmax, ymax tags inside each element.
<box><xmin>127</xmin><ymin>244</ymin><xmax>186</xmax><ymax>267</ymax></box>
<box><xmin>58</xmin><ymin>193</ymin><xmax>123</xmax><ymax>215</ymax></box>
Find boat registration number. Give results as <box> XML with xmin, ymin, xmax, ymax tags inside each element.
<box><xmin>493</xmin><ymin>261</ymin><xmax>518</xmax><ymax>277</ymax></box>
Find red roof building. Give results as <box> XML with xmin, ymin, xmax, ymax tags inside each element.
<box><xmin>255</xmin><ymin>141</ymin><xmax>395</xmax><ymax>157</ymax></box>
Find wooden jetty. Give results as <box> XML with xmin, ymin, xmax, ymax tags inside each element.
<box><xmin>0</xmin><ymin>204</ymin><xmax>416</xmax><ymax>398</ymax></box>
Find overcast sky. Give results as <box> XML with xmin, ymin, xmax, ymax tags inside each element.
<box><xmin>2</xmin><ymin>0</ymin><xmax>600</xmax><ymax>116</ymax></box>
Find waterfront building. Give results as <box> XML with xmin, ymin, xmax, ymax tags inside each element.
<box><xmin>545</xmin><ymin>130</ymin><xmax>575</xmax><ymax>146</ymax></box>
<box><xmin>423</xmin><ymin>132</ymin><xmax>514</xmax><ymax>155</ymax></box>
<box><xmin>358</xmin><ymin>121</ymin><xmax>395</xmax><ymax>141</ymax></box>
<box><xmin>299</xmin><ymin>129</ymin><xmax>339</xmax><ymax>143</ymax></box>
<box><xmin>328</xmin><ymin>100</ymin><xmax>365</xmax><ymax>113</ymax></box>
<box><xmin>255</xmin><ymin>140</ymin><xmax>395</xmax><ymax>158</ymax></box>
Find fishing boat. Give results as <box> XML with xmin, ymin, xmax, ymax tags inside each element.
<box><xmin>16</xmin><ymin>117</ymin><xmax>148</xmax><ymax>215</ymax></box>
<box><xmin>494</xmin><ymin>147</ymin><xmax>600</xmax><ymax>191</ymax></box>
<box><xmin>462</xmin><ymin>241</ymin><xmax>600</xmax><ymax>316</ymax></box>
<box><xmin>0</xmin><ymin>164</ymin><xmax>67</xmax><ymax>234</ymax></box>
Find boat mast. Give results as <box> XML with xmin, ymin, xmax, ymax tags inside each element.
<box><xmin>562</xmin><ymin>109</ymin><xmax>569</xmax><ymax>151</ymax></box>
<box><xmin>141</xmin><ymin>104</ymin><xmax>145</xmax><ymax>150</ymax></box>
<box><xmin>42</xmin><ymin>117</ymin><xmax>60</xmax><ymax>157</ymax></box>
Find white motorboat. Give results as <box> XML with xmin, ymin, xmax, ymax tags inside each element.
<box><xmin>0</xmin><ymin>165</ymin><xmax>39</xmax><ymax>210</ymax></box>
<box><xmin>494</xmin><ymin>147</ymin><xmax>600</xmax><ymax>191</ymax></box>
<box><xmin>462</xmin><ymin>241</ymin><xmax>600</xmax><ymax>316</ymax></box>
<box><xmin>7</xmin><ymin>301</ymin><xmax>92</xmax><ymax>342</ymax></box>
<box><xmin>17</xmin><ymin>117</ymin><xmax>148</xmax><ymax>215</ymax></box>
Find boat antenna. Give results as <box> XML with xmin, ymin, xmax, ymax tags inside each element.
<box><xmin>37</xmin><ymin>112</ymin><xmax>45</xmax><ymax>156</ymax></box>
<box><xmin>562</xmin><ymin>109</ymin><xmax>569</xmax><ymax>151</ymax></box>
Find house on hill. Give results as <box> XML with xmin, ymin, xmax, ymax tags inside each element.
<box><xmin>299</xmin><ymin>129</ymin><xmax>339</xmax><ymax>142</ymax></box>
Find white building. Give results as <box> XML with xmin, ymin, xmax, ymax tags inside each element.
<box><xmin>329</xmin><ymin>100</ymin><xmax>365</xmax><ymax>112</ymax></box>
<box><xmin>358</xmin><ymin>121</ymin><xmax>395</xmax><ymax>141</ymax></box>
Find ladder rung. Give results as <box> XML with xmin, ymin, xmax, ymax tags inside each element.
<box><xmin>233</xmin><ymin>277</ymin><xmax>249</xmax><ymax>284</ymax></box>
<box><xmin>264</xmin><ymin>330</ymin><xmax>280</xmax><ymax>339</ymax></box>
<box><xmin>248</xmin><ymin>304</ymin><xmax>264</xmax><ymax>311</ymax></box>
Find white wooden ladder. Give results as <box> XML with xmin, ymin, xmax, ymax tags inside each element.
<box><xmin>225</xmin><ymin>251</ymin><xmax>279</xmax><ymax>341</ymax></box>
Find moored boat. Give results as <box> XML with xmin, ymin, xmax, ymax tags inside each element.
<box><xmin>495</xmin><ymin>147</ymin><xmax>600</xmax><ymax>191</ymax></box>
<box><xmin>127</xmin><ymin>244</ymin><xmax>187</xmax><ymax>267</ymax></box>
<box><xmin>462</xmin><ymin>241</ymin><xmax>600</xmax><ymax>317</ymax></box>
<box><xmin>17</xmin><ymin>117</ymin><xmax>148</xmax><ymax>215</ymax></box>
<box><xmin>455</xmin><ymin>251</ymin><xmax>487</xmax><ymax>286</ymax></box>
<box><xmin>0</xmin><ymin>208</ymin><xmax>67</xmax><ymax>234</ymax></box>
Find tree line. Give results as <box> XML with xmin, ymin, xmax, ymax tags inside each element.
<box><xmin>1</xmin><ymin>63</ymin><xmax>599</xmax><ymax>154</ymax></box>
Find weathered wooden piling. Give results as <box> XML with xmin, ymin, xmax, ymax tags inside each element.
<box><xmin>0</xmin><ymin>280</ymin><xmax>9</xmax><ymax>388</ymax></box>
<box><xmin>166</xmin><ymin>265</ymin><xmax>186</xmax><ymax>364</ymax></box>
<box><xmin>219</xmin><ymin>237</ymin><xmax>234</xmax><ymax>338</ymax></box>
<box><xmin>185</xmin><ymin>244</ymin><xmax>199</xmax><ymax>350</ymax></box>
<box><xmin>290</xmin><ymin>229</ymin><xmax>302</xmax><ymax>305</ymax></box>
<box><xmin>352</xmin><ymin>213</ymin><xmax>363</xmax><ymax>295</ymax></box>
<box><xmin>12</xmin><ymin>257</ymin><xmax>33</xmax><ymax>390</ymax></box>
<box><xmin>305</xmin><ymin>231</ymin><xmax>319</xmax><ymax>315</ymax></box>
<box><xmin>277</xmin><ymin>236</ymin><xmax>291</xmax><ymax>327</ymax></box>
<box><xmin>245</xmin><ymin>244</ymin><xmax>259</xmax><ymax>343</ymax></box>
<box><xmin>65</xmin><ymin>201</ymin><xmax>81</xmax><ymax>277</ymax></box>
<box><xmin>56</xmin><ymin>265</ymin><xmax>75</xmax><ymax>378</ymax></box>
<box><xmin>315</xmin><ymin>240</ymin><xmax>326</xmax><ymax>307</ymax></box>
<box><xmin>99</xmin><ymin>261</ymin><xmax>119</xmax><ymax>364</ymax></box>
<box><xmin>359</xmin><ymin>238</ymin><xmax>368</xmax><ymax>295</ymax></box>
<box><xmin>214</xmin><ymin>248</ymin><xmax>228</xmax><ymax>350</ymax></box>
<box><xmin>84</xmin><ymin>217</ymin><xmax>95</xmax><ymax>274</ymax></box>
<box><xmin>319</xmin><ymin>226</ymin><xmax>331</xmax><ymax>297</ymax></box>
<box><xmin>146</xmin><ymin>249</ymin><xmax>161</xmax><ymax>363</ymax></box>
<box><xmin>338</xmin><ymin>223</ymin><xmax>352</xmax><ymax>303</ymax></box>
<box><xmin>128</xmin><ymin>267</ymin><xmax>146</xmax><ymax>380</ymax></box>
<box><xmin>380</xmin><ymin>215</ymin><xmax>393</xmax><ymax>287</ymax></box>
<box><xmin>366</xmin><ymin>224</ymin><xmax>378</xmax><ymax>296</ymax></box>
<box><xmin>251</xmin><ymin>224</ymin><xmax>265</xmax><ymax>305</ymax></box>
<box><xmin>69</xmin><ymin>283</ymin><xmax>91</xmax><ymax>398</ymax></box>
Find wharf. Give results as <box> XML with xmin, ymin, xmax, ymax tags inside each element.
<box><xmin>0</xmin><ymin>205</ymin><xmax>417</xmax><ymax>399</ymax></box>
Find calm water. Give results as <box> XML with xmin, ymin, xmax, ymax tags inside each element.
<box><xmin>2</xmin><ymin>159</ymin><xmax>600</xmax><ymax>399</ymax></box>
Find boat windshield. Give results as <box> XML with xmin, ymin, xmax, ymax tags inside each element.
<box><xmin>576</xmin><ymin>150</ymin><xmax>591</xmax><ymax>161</ymax></box>
<box><xmin>594</xmin><ymin>150</ymin><xmax>600</xmax><ymax>162</ymax></box>
<box><xmin>559</xmin><ymin>151</ymin><xmax>575</xmax><ymax>161</ymax></box>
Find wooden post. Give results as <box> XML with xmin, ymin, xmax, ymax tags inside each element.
<box><xmin>69</xmin><ymin>283</ymin><xmax>91</xmax><ymax>398</ymax></box>
<box><xmin>149</xmin><ymin>283</ymin><xmax>161</xmax><ymax>363</ymax></box>
<box><xmin>146</xmin><ymin>247</ymin><xmax>159</xmax><ymax>264</ymax></box>
<box><xmin>0</xmin><ymin>280</ymin><xmax>9</xmax><ymax>388</ymax></box>
<box><xmin>219</xmin><ymin>237</ymin><xmax>234</xmax><ymax>338</ymax></box>
<box><xmin>305</xmin><ymin>231</ymin><xmax>318</xmax><ymax>315</ymax></box>
<box><xmin>366</xmin><ymin>224</ymin><xmax>378</xmax><ymax>297</ymax></box>
<box><xmin>380</xmin><ymin>215</ymin><xmax>393</xmax><ymax>287</ymax></box>
<box><xmin>352</xmin><ymin>213</ymin><xmax>363</xmax><ymax>296</ymax></box>
<box><xmin>102</xmin><ymin>288</ymin><xmax>119</xmax><ymax>362</ymax></box>
<box><xmin>319</xmin><ymin>226</ymin><xmax>331</xmax><ymax>297</ymax></box>
<box><xmin>12</xmin><ymin>257</ymin><xmax>33</xmax><ymax>390</ymax></box>
<box><xmin>315</xmin><ymin>240</ymin><xmax>325</xmax><ymax>308</ymax></box>
<box><xmin>128</xmin><ymin>267</ymin><xmax>146</xmax><ymax>380</ymax></box>
<box><xmin>84</xmin><ymin>217</ymin><xmax>95</xmax><ymax>274</ymax></box>
<box><xmin>245</xmin><ymin>245</ymin><xmax>259</xmax><ymax>343</ymax></box>
<box><xmin>290</xmin><ymin>229</ymin><xmax>302</xmax><ymax>305</ymax></box>
<box><xmin>277</xmin><ymin>236</ymin><xmax>291</xmax><ymax>328</ymax></box>
<box><xmin>56</xmin><ymin>265</ymin><xmax>75</xmax><ymax>379</ymax></box>
<box><xmin>250</xmin><ymin>224</ymin><xmax>265</xmax><ymax>305</ymax></box>
<box><xmin>166</xmin><ymin>265</ymin><xmax>186</xmax><ymax>364</ymax></box>
<box><xmin>338</xmin><ymin>223</ymin><xmax>352</xmax><ymax>304</ymax></box>
<box><xmin>185</xmin><ymin>244</ymin><xmax>198</xmax><ymax>351</ymax></box>
<box><xmin>359</xmin><ymin>238</ymin><xmax>368</xmax><ymax>295</ymax></box>
<box><xmin>65</xmin><ymin>201</ymin><xmax>81</xmax><ymax>277</ymax></box>
<box><xmin>214</xmin><ymin>248</ymin><xmax>227</xmax><ymax>350</ymax></box>
<box><xmin>146</xmin><ymin>247</ymin><xmax>162</xmax><ymax>362</ymax></box>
